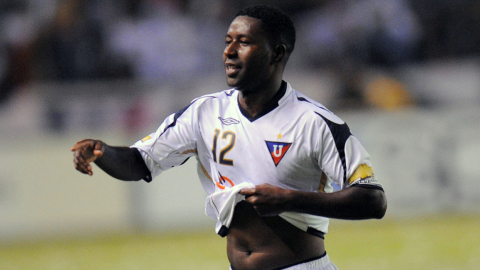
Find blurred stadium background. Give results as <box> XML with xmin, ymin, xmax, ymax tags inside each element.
<box><xmin>1</xmin><ymin>0</ymin><xmax>479</xmax><ymax>269</ymax></box>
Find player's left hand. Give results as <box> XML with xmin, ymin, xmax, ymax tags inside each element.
<box><xmin>240</xmin><ymin>183</ymin><xmax>292</xmax><ymax>216</ymax></box>
<box><xmin>71</xmin><ymin>139</ymin><xmax>105</xmax><ymax>176</ymax></box>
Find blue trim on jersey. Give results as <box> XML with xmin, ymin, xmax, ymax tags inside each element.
<box><xmin>157</xmin><ymin>103</ymin><xmax>193</xmax><ymax>137</ymax></box>
<box><xmin>306</xmin><ymin>227</ymin><xmax>325</xmax><ymax>239</ymax></box>
<box><xmin>237</xmin><ymin>81</ymin><xmax>287</xmax><ymax>122</ymax></box>
<box><xmin>173</xmin><ymin>103</ymin><xmax>193</xmax><ymax>122</ymax></box>
<box><xmin>159</xmin><ymin>96</ymin><xmax>216</xmax><ymax>137</ymax></box>
<box><xmin>315</xmin><ymin>112</ymin><xmax>352</xmax><ymax>184</ymax></box>
<box><xmin>225</xmin><ymin>90</ymin><xmax>235</xmax><ymax>97</ymax></box>
<box><xmin>296</xmin><ymin>97</ymin><xmax>331</xmax><ymax>113</ymax></box>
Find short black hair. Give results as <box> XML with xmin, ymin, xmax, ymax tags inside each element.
<box><xmin>235</xmin><ymin>5</ymin><xmax>296</xmax><ymax>54</ymax></box>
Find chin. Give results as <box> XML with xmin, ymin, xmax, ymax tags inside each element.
<box><xmin>226</xmin><ymin>78</ymin><xmax>240</xmax><ymax>89</ymax></box>
<box><xmin>226</xmin><ymin>78</ymin><xmax>253</xmax><ymax>92</ymax></box>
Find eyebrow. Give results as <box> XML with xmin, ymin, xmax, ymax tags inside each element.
<box><xmin>225</xmin><ymin>34</ymin><xmax>250</xmax><ymax>39</ymax></box>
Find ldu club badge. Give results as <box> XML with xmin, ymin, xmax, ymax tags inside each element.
<box><xmin>265</xmin><ymin>141</ymin><xmax>292</xmax><ymax>166</ymax></box>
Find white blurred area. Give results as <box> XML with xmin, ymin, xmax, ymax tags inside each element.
<box><xmin>1</xmin><ymin>0</ymin><xmax>480</xmax><ymax>242</ymax></box>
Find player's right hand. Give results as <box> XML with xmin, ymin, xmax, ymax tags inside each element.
<box><xmin>71</xmin><ymin>139</ymin><xmax>105</xmax><ymax>176</ymax></box>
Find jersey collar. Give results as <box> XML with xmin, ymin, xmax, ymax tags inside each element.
<box><xmin>238</xmin><ymin>81</ymin><xmax>288</xmax><ymax>122</ymax></box>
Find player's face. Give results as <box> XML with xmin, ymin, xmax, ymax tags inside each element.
<box><xmin>223</xmin><ymin>16</ymin><xmax>274</xmax><ymax>92</ymax></box>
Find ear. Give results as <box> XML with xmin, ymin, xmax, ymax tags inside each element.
<box><xmin>272</xmin><ymin>44</ymin><xmax>287</xmax><ymax>63</ymax></box>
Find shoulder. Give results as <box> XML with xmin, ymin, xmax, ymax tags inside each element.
<box><xmin>176</xmin><ymin>88</ymin><xmax>236</xmax><ymax>117</ymax></box>
<box><xmin>289</xmin><ymin>85</ymin><xmax>353</xmax><ymax>155</ymax></box>
<box><xmin>191</xmin><ymin>88</ymin><xmax>236</xmax><ymax>105</ymax></box>
<box><xmin>288</xmin><ymin>85</ymin><xmax>345</xmax><ymax>126</ymax></box>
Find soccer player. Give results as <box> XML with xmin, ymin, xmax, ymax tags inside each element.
<box><xmin>72</xmin><ymin>5</ymin><xmax>387</xmax><ymax>270</ymax></box>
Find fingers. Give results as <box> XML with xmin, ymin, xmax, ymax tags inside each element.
<box><xmin>240</xmin><ymin>184</ymin><xmax>286</xmax><ymax>216</ymax></box>
<box><xmin>240</xmin><ymin>184</ymin><xmax>272</xmax><ymax>198</ymax></box>
<box><xmin>241</xmin><ymin>188</ymin><xmax>263</xmax><ymax>209</ymax></box>
<box><xmin>71</xmin><ymin>139</ymin><xmax>95</xmax><ymax>151</ymax></box>
<box><xmin>73</xmin><ymin>150</ymin><xmax>93</xmax><ymax>175</ymax></box>
<box><xmin>71</xmin><ymin>139</ymin><xmax>104</xmax><ymax>176</ymax></box>
<box><xmin>92</xmin><ymin>149</ymin><xmax>103</xmax><ymax>158</ymax></box>
<box><xmin>93</xmin><ymin>140</ymin><xmax>104</xmax><ymax>157</ymax></box>
<box><xmin>247</xmin><ymin>199</ymin><xmax>280</xmax><ymax>217</ymax></box>
<box><xmin>239</xmin><ymin>188</ymin><xmax>256</xmax><ymax>196</ymax></box>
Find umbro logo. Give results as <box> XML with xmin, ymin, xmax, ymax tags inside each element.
<box><xmin>218</xmin><ymin>117</ymin><xmax>240</xmax><ymax>125</ymax></box>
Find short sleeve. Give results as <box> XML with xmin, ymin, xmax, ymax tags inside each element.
<box><xmin>131</xmin><ymin>102</ymin><xmax>199</xmax><ymax>180</ymax></box>
<box><xmin>316</xmin><ymin>112</ymin><xmax>382</xmax><ymax>191</ymax></box>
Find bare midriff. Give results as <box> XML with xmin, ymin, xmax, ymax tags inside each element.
<box><xmin>227</xmin><ymin>201</ymin><xmax>326</xmax><ymax>270</ymax></box>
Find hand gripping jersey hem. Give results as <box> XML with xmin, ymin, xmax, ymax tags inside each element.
<box><xmin>205</xmin><ymin>183</ymin><xmax>329</xmax><ymax>238</ymax></box>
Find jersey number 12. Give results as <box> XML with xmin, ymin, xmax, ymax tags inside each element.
<box><xmin>212</xmin><ymin>129</ymin><xmax>236</xmax><ymax>165</ymax></box>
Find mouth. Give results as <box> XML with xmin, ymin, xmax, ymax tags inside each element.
<box><xmin>225</xmin><ymin>63</ymin><xmax>241</xmax><ymax>76</ymax></box>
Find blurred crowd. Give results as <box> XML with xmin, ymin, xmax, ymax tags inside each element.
<box><xmin>0</xmin><ymin>0</ymin><xmax>479</xmax><ymax>109</ymax></box>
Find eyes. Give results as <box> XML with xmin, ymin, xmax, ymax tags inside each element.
<box><xmin>225</xmin><ymin>37</ymin><xmax>251</xmax><ymax>46</ymax></box>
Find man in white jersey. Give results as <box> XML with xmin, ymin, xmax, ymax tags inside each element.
<box><xmin>72</xmin><ymin>5</ymin><xmax>387</xmax><ymax>270</ymax></box>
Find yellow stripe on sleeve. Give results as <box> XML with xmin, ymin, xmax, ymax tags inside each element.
<box><xmin>348</xmin><ymin>164</ymin><xmax>374</xmax><ymax>184</ymax></box>
<box><xmin>141</xmin><ymin>135</ymin><xmax>152</xmax><ymax>142</ymax></box>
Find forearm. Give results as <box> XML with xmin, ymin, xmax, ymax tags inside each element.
<box><xmin>94</xmin><ymin>144</ymin><xmax>151</xmax><ymax>181</ymax></box>
<box><xmin>287</xmin><ymin>186</ymin><xmax>387</xmax><ymax>220</ymax></box>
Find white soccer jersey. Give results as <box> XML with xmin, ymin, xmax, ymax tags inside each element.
<box><xmin>131</xmin><ymin>81</ymin><xmax>382</xmax><ymax>235</ymax></box>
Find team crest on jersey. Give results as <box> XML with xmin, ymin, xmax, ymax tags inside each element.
<box><xmin>218</xmin><ymin>117</ymin><xmax>240</xmax><ymax>125</ymax></box>
<box><xmin>265</xmin><ymin>141</ymin><xmax>292</xmax><ymax>166</ymax></box>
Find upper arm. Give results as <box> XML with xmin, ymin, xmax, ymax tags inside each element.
<box><xmin>315</xmin><ymin>112</ymin><xmax>383</xmax><ymax>191</ymax></box>
<box><xmin>131</xmin><ymin>102</ymin><xmax>201</xmax><ymax>179</ymax></box>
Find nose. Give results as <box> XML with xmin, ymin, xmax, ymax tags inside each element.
<box><xmin>224</xmin><ymin>42</ymin><xmax>237</xmax><ymax>59</ymax></box>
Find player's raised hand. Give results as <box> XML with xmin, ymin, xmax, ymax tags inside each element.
<box><xmin>240</xmin><ymin>183</ymin><xmax>292</xmax><ymax>216</ymax></box>
<box><xmin>71</xmin><ymin>139</ymin><xmax>105</xmax><ymax>176</ymax></box>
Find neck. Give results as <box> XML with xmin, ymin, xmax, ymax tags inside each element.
<box><xmin>238</xmin><ymin>80</ymin><xmax>283</xmax><ymax>118</ymax></box>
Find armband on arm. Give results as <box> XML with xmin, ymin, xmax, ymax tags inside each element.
<box><xmin>347</xmin><ymin>164</ymin><xmax>383</xmax><ymax>191</ymax></box>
